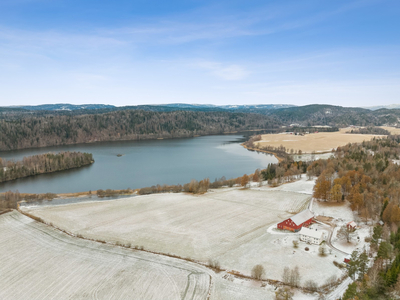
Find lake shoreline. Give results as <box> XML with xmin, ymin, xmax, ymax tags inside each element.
<box><xmin>0</xmin><ymin>135</ymin><xmax>277</xmax><ymax>194</ymax></box>
<box><xmin>0</xmin><ymin>128</ymin><xmax>279</xmax><ymax>154</ymax></box>
<box><xmin>241</xmin><ymin>143</ymin><xmax>285</xmax><ymax>162</ymax></box>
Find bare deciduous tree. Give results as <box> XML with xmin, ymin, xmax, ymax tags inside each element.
<box><xmin>304</xmin><ymin>280</ymin><xmax>318</xmax><ymax>292</ymax></box>
<box><xmin>275</xmin><ymin>287</ymin><xmax>294</xmax><ymax>300</ymax></box>
<box><xmin>319</xmin><ymin>244</ymin><xmax>327</xmax><ymax>256</ymax></box>
<box><xmin>337</xmin><ymin>225</ymin><xmax>356</xmax><ymax>243</ymax></box>
<box><xmin>282</xmin><ymin>266</ymin><xmax>290</xmax><ymax>285</ymax></box>
<box><xmin>290</xmin><ymin>266</ymin><xmax>301</xmax><ymax>287</ymax></box>
<box><xmin>251</xmin><ymin>264</ymin><xmax>265</xmax><ymax>280</ymax></box>
<box><xmin>208</xmin><ymin>259</ymin><xmax>220</xmax><ymax>270</ymax></box>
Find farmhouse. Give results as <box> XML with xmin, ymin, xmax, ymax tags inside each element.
<box><xmin>299</xmin><ymin>227</ymin><xmax>324</xmax><ymax>245</ymax></box>
<box><xmin>277</xmin><ymin>209</ymin><xmax>314</xmax><ymax>232</ymax></box>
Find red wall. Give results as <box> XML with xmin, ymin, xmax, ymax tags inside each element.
<box><xmin>277</xmin><ymin>217</ymin><xmax>313</xmax><ymax>232</ymax></box>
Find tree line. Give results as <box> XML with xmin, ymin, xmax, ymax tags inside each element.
<box><xmin>347</xmin><ymin>127</ymin><xmax>391</xmax><ymax>135</ymax></box>
<box><xmin>310</xmin><ymin>136</ymin><xmax>400</xmax><ymax>222</ymax></box>
<box><xmin>0</xmin><ymin>152</ymin><xmax>94</xmax><ymax>182</ymax></box>
<box><xmin>303</xmin><ymin>135</ymin><xmax>400</xmax><ymax>299</ymax></box>
<box><xmin>0</xmin><ymin>110</ymin><xmax>280</xmax><ymax>151</ymax></box>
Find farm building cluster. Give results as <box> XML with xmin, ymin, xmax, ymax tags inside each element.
<box><xmin>277</xmin><ymin>208</ymin><xmax>358</xmax><ymax>246</ymax></box>
<box><xmin>277</xmin><ymin>209</ymin><xmax>324</xmax><ymax>245</ymax></box>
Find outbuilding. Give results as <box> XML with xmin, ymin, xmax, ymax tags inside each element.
<box><xmin>347</xmin><ymin>221</ymin><xmax>357</xmax><ymax>230</ymax></box>
<box><xmin>299</xmin><ymin>227</ymin><xmax>324</xmax><ymax>245</ymax></box>
<box><xmin>344</xmin><ymin>255</ymin><xmax>351</xmax><ymax>264</ymax></box>
<box><xmin>277</xmin><ymin>209</ymin><xmax>314</xmax><ymax>232</ymax></box>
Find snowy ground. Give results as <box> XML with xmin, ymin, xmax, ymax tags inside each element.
<box><xmin>331</xmin><ymin>223</ymin><xmax>370</xmax><ymax>255</ymax></box>
<box><xmin>0</xmin><ymin>211</ymin><xmax>211</xmax><ymax>300</ymax></box>
<box><xmin>23</xmin><ymin>178</ymin><xmax>348</xmax><ymax>288</ymax></box>
<box><xmin>1</xmin><ymin>210</ymin><xmax>319</xmax><ymax>300</ymax></box>
<box><xmin>250</xmin><ymin>176</ymin><xmax>315</xmax><ymax>195</ymax></box>
<box><xmin>313</xmin><ymin>201</ymin><xmax>354</xmax><ymax>221</ymax></box>
<box><xmin>292</xmin><ymin>152</ymin><xmax>334</xmax><ymax>162</ymax></box>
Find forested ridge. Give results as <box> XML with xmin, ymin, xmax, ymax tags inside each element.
<box><xmin>264</xmin><ymin>105</ymin><xmax>400</xmax><ymax>127</ymax></box>
<box><xmin>0</xmin><ymin>110</ymin><xmax>279</xmax><ymax>151</ymax></box>
<box><xmin>0</xmin><ymin>152</ymin><xmax>94</xmax><ymax>183</ymax></box>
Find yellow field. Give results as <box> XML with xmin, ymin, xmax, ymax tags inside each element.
<box><xmin>381</xmin><ymin>126</ymin><xmax>400</xmax><ymax>135</ymax></box>
<box><xmin>255</xmin><ymin>127</ymin><xmax>387</xmax><ymax>154</ymax></box>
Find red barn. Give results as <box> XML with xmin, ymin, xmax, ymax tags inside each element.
<box><xmin>277</xmin><ymin>209</ymin><xmax>314</xmax><ymax>232</ymax></box>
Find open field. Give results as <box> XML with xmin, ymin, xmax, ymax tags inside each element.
<box><xmin>380</xmin><ymin>126</ymin><xmax>400</xmax><ymax>135</ymax></box>
<box><xmin>23</xmin><ymin>188</ymin><xmax>308</xmax><ymax>262</ymax></box>
<box><xmin>254</xmin><ymin>127</ymin><xmax>385</xmax><ymax>153</ymax></box>
<box><xmin>0</xmin><ymin>210</ymin><xmax>312</xmax><ymax>300</ymax></box>
<box><xmin>0</xmin><ymin>211</ymin><xmax>211</xmax><ymax>300</ymax></box>
<box><xmin>23</xmin><ymin>181</ymin><xmax>348</xmax><ymax>286</ymax></box>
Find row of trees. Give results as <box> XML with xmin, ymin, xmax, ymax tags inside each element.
<box><xmin>0</xmin><ymin>152</ymin><xmax>94</xmax><ymax>183</ymax></box>
<box><xmin>137</xmin><ymin>173</ymin><xmax>258</xmax><ymax>196</ymax></box>
<box><xmin>347</xmin><ymin>127</ymin><xmax>390</xmax><ymax>135</ymax></box>
<box><xmin>0</xmin><ymin>191</ymin><xmax>58</xmax><ymax>210</ymax></box>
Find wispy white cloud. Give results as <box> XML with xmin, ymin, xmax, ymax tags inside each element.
<box><xmin>193</xmin><ymin>61</ymin><xmax>249</xmax><ymax>80</ymax></box>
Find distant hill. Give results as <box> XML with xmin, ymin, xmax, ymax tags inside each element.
<box><xmin>2</xmin><ymin>103</ymin><xmax>400</xmax><ymax>127</ymax></box>
<box><xmin>363</xmin><ymin>104</ymin><xmax>400</xmax><ymax>111</ymax></box>
<box><xmin>264</xmin><ymin>104</ymin><xmax>400</xmax><ymax>127</ymax></box>
<box><xmin>5</xmin><ymin>103</ymin><xmax>294</xmax><ymax>112</ymax></box>
<box><xmin>14</xmin><ymin>104</ymin><xmax>116</xmax><ymax>111</ymax></box>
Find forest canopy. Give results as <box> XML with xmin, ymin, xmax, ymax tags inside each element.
<box><xmin>0</xmin><ymin>152</ymin><xmax>94</xmax><ymax>183</ymax></box>
<box><xmin>0</xmin><ymin>110</ymin><xmax>279</xmax><ymax>151</ymax></box>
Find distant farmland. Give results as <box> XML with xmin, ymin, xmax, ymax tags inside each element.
<box><xmin>255</xmin><ymin>127</ymin><xmax>385</xmax><ymax>154</ymax></box>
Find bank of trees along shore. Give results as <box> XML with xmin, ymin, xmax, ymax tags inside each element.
<box><xmin>0</xmin><ymin>110</ymin><xmax>279</xmax><ymax>151</ymax></box>
<box><xmin>0</xmin><ymin>151</ymin><xmax>94</xmax><ymax>183</ymax></box>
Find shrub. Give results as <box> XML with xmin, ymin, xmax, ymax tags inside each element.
<box><xmin>251</xmin><ymin>264</ymin><xmax>265</xmax><ymax>280</ymax></box>
<box><xmin>208</xmin><ymin>259</ymin><xmax>221</xmax><ymax>270</ymax></box>
<box><xmin>304</xmin><ymin>280</ymin><xmax>319</xmax><ymax>292</ymax></box>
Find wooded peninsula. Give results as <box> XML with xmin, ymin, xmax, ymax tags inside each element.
<box><xmin>0</xmin><ymin>152</ymin><xmax>94</xmax><ymax>183</ymax></box>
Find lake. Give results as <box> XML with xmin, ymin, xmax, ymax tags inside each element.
<box><xmin>0</xmin><ymin>135</ymin><xmax>277</xmax><ymax>194</ymax></box>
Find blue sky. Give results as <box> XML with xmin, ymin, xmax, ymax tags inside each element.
<box><xmin>0</xmin><ymin>0</ymin><xmax>399</xmax><ymax>107</ymax></box>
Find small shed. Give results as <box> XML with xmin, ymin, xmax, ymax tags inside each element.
<box><xmin>299</xmin><ymin>227</ymin><xmax>324</xmax><ymax>245</ymax></box>
<box><xmin>344</xmin><ymin>255</ymin><xmax>351</xmax><ymax>264</ymax></box>
<box><xmin>347</xmin><ymin>221</ymin><xmax>357</xmax><ymax>230</ymax></box>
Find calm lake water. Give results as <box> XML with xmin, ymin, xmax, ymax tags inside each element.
<box><xmin>0</xmin><ymin>135</ymin><xmax>277</xmax><ymax>194</ymax></box>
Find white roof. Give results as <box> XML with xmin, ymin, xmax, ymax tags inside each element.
<box><xmin>347</xmin><ymin>221</ymin><xmax>357</xmax><ymax>227</ymax></box>
<box><xmin>290</xmin><ymin>209</ymin><xmax>314</xmax><ymax>226</ymax></box>
<box><xmin>299</xmin><ymin>227</ymin><xmax>323</xmax><ymax>239</ymax></box>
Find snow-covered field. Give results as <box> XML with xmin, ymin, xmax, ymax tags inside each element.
<box><xmin>313</xmin><ymin>200</ymin><xmax>354</xmax><ymax>221</ymax></box>
<box><xmin>22</xmin><ymin>180</ymin><xmax>348</xmax><ymax>287</ymax></box>
<box><xmin>23</xmin><ymin>188</ymin><xmax>309</xmax><ymax>263</ymax></box>
<box><xmin>0</xmin><ymin>210</ymin><xmax>311</xmax><ymax>300</ymax></box>
<box><xmin>0</xmin><ymin>211</ymin><xmax>211</xmax><ymax>300</ymax></box>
